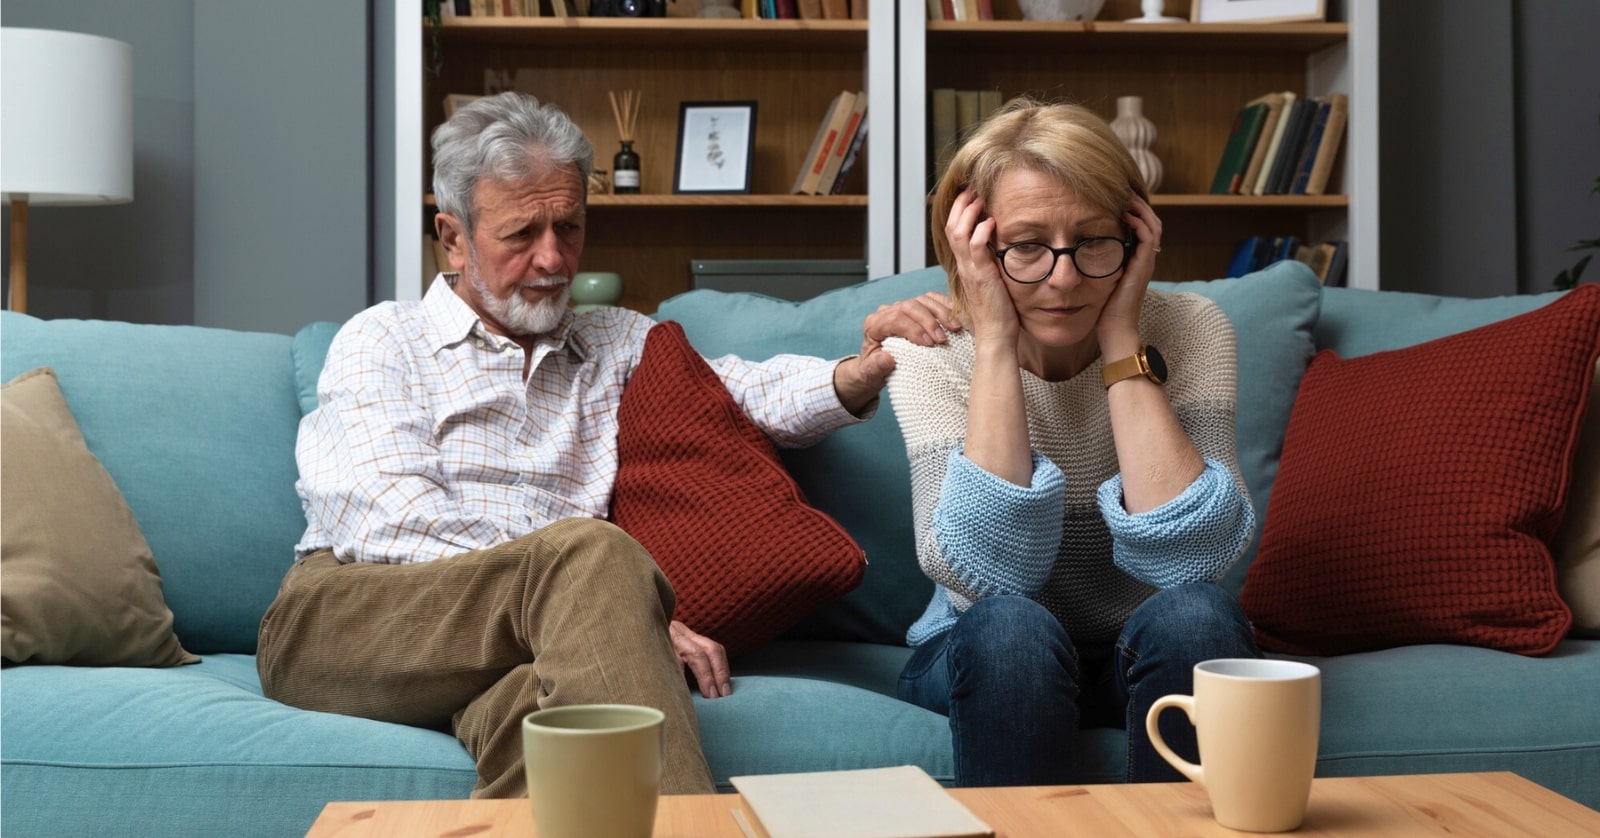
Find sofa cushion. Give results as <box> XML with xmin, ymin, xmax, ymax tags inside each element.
<box><xmin>659</xmin><ymin>270</ymin><xmax>950</xmax><ymax>644</ymax></box>
<box><xmin>1295</xmin><ymin>639</ymin><xmax>1600</xmax><ymax>807</ymax></box>
<box><xmin>291</xmin><ymin>321</ymin><xmax>341</xmax><ymax>416</ymax></box>
<box><xmin>1151</xmin><ymin>260</ymin><xmax>1324</xmax><ymax>594</ymax></box>
<box><xmin>0</xmin><ymin>313</ymin><xmax>308</xmax><ymax>655</ymax></box>
<box><xmin>1314</xmin><ymin>285</ymin><xmax>1566</xmax><ymax>358</ymax></box>
<box><xmin>1242</xmin><ymin>285</ymin><xmax>1600</xmax><ymax>656</ymax></box>
<box><xmin>610</xmin><ymin>322</ymin><xmax>865</xmax><ymax>656</ymax></box>
<box><xmin>1</xmin><ymin>368</ymin><xmax>198</xmax><ymax>668</ymax></box>
<box><xmin>0</xmin><ymin>655</ymin><xmax>476</xmax><ymax>837</ymax></box>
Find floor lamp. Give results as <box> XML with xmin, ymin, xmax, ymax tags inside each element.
<box><xmin>2</xmin><ymin>28</ymin><xmax>134</xmax><ymax>314</ymax></box>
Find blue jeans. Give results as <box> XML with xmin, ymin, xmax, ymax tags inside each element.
<box><xmin>897</xmin><ymin>584</ymin><xmax>1259</xmax><ymax>786</ymax></box>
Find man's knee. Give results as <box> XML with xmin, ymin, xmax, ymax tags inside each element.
<box><xmin>507</xmin><ymin>519</ymin><xmax>675</xmax><ymax>612</ymax></box>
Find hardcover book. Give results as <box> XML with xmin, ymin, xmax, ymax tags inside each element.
<box><xmin>1251</xmin><ymin>91</ymin><xmax>1296</xmax><ymax>195</ymax></box>
<box><xmin>1209</xmin><ymin>101</ymin><xmax>1269</xmax><ymax>194</ymax></box>
<box><xmin>730</xmin><ymin>765</ymin><xmax>993</xmax><ymax>838</ymax></box>
<box><xmin>1303</xmin><ymin>92</ymin><xmax>1350</xmax><ymax>195</ymax></box>
<box><xmin>1289</xmin><ymin>97</ymin><xmax>1333</xmax><ymax>194</ymax></box>
<box><xmin>792</xmin><ymin>91</ymin><xmax>853</xmax><ymax>194</ymax></box>
<box><xmin>1264</xmin><ymin>98</ymin><xmax>1314</xmax><ymax>195</ymax></box>
<box><xmin>815</xmin><ymin>91</ymin><xmax>868</xmax><ymax>194</ymax></box>
<box><xmin>1238</xmin><ymin>92</ymin><xmax>1285</xmax><ymax>195</ymax></box>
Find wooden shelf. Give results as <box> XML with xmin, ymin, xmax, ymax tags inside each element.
<box><xmin>926</xmin><ymin>21</ymin><xmax>1348</xmax><ymax>53</ymax></box>
<box><xmin>433</xmin><ymin>16</ymin><xmax>868</xmax><ymax>51</ymax></box>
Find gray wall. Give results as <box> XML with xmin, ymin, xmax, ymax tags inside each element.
<box><xmin>2</xmin><ymin>0</ymin><xmax>197</xmax><ymax>323</ymax></box>
<box><xmin>2</xmin><ymin>0</ymin><xmax>369</xmax><ymax>334</ymax></box>
<box><xmin>1515</xmin><ymin>1</ymin><xmax>1600</xmax><ymax>295</ymax></box>
<box><xmin>1379</xmin><ymin>0</ymin><xmax>1600</xmax><ymax>298</ymax></box>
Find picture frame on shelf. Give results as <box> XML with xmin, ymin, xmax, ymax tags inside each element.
<box><xmin>673</xmin><ymin>100</ymin><xmax>757</xmax><ymax>194</ymax></box>
<box><xmin>1190</xmin><ymin>0</ymin><xmax>1325</xmax><ymax>24</ymax></box>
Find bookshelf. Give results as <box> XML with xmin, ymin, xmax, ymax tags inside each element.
<box><xmin>402</xmin><ymin>12</ymin><xmax>895</xmax><ymax>312</ymax></box>
<box><xmin>390</xmin><ymin>1</ymin><xmax>1378</xmax><ymax>309</ymax></box>
<box><xmin>896</xmin><ymin>0</ymin><xmax>1379</xmax><ymax>290</ymax></box>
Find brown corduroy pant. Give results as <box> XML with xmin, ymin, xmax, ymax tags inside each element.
<box><xmin>256</xmin><ymin>518</ymin><xmax>715</xmax><ymax>797</ymax></box>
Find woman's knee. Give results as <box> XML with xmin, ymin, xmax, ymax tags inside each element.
<box><xmin>1125</xmin><ymin>583</ymin><xmax>1255</xmax><ymax>657</ymax></box>
<box><xmin>950</xmin><ymin>596</ymin><xmax>1075</xmax><ymax>677</ymax></box>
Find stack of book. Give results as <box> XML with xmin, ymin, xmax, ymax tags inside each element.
<box><xmin>924</xmin><ymin>0</ymin><xmax>995</xmax><ymax>19</ymax></box>
<box><xmin>792</xmin><ymin>90</ymin><xmax>869</xmax><ymax>195</ymax></box>
<box><xmin>1227</xmin><ymin>235</ymin><xmax>1348</xmax><ymax>287</ymax></box>
<box><xmin>929</xmin><ymin>88</ymin><xmax>1004</xmax><ymax>184</ymax></box>
<box><xmin>1209</xmin><ymin>91</ymin><xmax>1349</xmax><ymax>196</ymax></box>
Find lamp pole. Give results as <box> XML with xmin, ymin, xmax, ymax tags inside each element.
<box><xmin>9</xmin><ymin>196</ymin><xmax>28</xmax><ymax>313</ymax></box>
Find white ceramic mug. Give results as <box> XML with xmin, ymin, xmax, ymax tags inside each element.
<box><xmin>1146</xmin><ymin>659</ymin><xmax>1321</xmax><ymax>833</ymax></box>
<box><xmin>522</xmin><ymin>704</ymin><xmax>663</xmax><ymax>838</ymax></box>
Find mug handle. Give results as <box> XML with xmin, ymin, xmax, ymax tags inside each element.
<box><xmin>1145</xmin><ymin>694</ymin><xmax>1204</xmax><ymax>784</ymax></box>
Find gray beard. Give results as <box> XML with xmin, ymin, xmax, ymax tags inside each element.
<box><xmin>468</xmin><ymin>250</ymin><xmax>570</xmax><ymax>336</ymax></box>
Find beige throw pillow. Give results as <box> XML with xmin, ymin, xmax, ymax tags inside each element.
<box><xmin>1555</xmin><ymin>361</ymin><xmax>1600</xmax><ymax>638</ymax></box>
<box><xmin>1</xmin><ymin>367</ymin><xmax>198</xmax><ymax>667</ymax></box>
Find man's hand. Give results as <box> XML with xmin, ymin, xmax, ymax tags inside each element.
<box><xmin>670</xmin><ymin>619</ymin><xmax>731</xmax><ymax>698</ymax></box>
<box><xmin>863</xmin><ymin>291</ymin><xmax>961</xmax><ymax>349</ymax></box>
<box><xmin>833</xmin><ymin>291</ymin><xmax>963</xmax><ymax>416</ymax></box>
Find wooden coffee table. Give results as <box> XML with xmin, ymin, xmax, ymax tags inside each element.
<box><xmin>305</xmin><ymin>771</ymin><xmax>1599</xmax><ymax>836</ymax></box>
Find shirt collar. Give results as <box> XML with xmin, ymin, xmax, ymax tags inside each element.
<box><xmin>420</xmin><ymin>274</ymin><xmax>585</xmax><ymax>360</ymax></box>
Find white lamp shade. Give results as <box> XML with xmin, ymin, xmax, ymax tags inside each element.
<box><xmin>2</xmin><ymin>27</ymin><xmax>133</xmax><ymax>205</ymax></box>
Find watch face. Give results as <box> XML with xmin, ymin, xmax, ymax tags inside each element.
<box><xmin>1145</xmin><ymin>345</ymin><xmax>1168</xmax><ymax>383</ymax></box>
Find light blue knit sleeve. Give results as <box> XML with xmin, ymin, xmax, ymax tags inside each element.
<box><xmin>1096</xmin><ymin>457</ymin><xmax>1254</xmax><ymax>588</ymax></box>
<box><xmin>932</xmin><ymin>448</ymin><xmax>1066</xmax><ymax>600</ymax></box>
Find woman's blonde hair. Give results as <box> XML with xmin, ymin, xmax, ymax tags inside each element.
<box><xmin>930</xmin><ymin>96</ymin><xmax>1149</xmax><ymax>317</ymax></box>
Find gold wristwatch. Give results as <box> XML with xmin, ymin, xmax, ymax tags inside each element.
<box><xmin>1102</xmin><ymin>344</ymin><xmax>1168</xmax><ymax>388</ymax></box>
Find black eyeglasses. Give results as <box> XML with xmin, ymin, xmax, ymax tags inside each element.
<box><xmin>989</xmin><ymin>235</ymin><xmax>1134</xmax><ymax>283</ymax></box>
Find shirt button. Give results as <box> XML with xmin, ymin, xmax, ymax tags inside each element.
<box><xmin>474</xmin><ymin>339</ymin><xmax>486</xmax><ymax>349</ymax></box>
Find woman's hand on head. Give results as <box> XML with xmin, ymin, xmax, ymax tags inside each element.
<box><xmin>946</xmin><ymin>190</ymin><xmax>1020</xmax><ymax>346</ymax></box>
<box><xmin>1098</xmin><ymin>194</ymin><xmax>1163</xmax><ymax>351</ymax></box>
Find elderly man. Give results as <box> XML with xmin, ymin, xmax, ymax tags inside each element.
<box><xmin>256</xmin><ymin>92</ymin><xmax>895</xmax><ymax>797</ymax></box>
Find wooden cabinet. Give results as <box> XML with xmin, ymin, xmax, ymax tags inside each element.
<box><xmin>420</xmin><ymin>16</ymin><xmax>887</xmax><ymax>312</ymax></box>
<box><xmin>393</xmin><ymin>1</ymin><xmax>1378</xmax><ymax>308</ymax></box>
<box><xmin>892</xmin><ymin>0</ymin><xmax>1378</xmax><ymax>289</ymax></box>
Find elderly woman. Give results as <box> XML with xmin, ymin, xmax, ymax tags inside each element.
<box><xmin>872</xmin><ymin>97</ymin><xmax>1262</xmax><ymax>787</ymax></box>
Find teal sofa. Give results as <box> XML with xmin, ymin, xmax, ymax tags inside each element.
<box><xmin>3</xmin><ymin>261</ymin><xmax>1596</xmax><ymax>835</ymax></box>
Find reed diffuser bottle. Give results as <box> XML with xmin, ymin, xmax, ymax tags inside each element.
<box><xmin>609</xmin><ymin>90</ymin><xmax>641</xmax><ymax>194</ymax></box>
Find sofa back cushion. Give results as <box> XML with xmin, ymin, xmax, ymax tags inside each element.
<box><xmin>1314</xmin><ymin>285</ymin><xmax>1565</xmax><ymax>357</ymax></box>
<box><xmin>0</xmin><ymin>313</ymin><xmax>306</xmax><ymax>654</ymax></box>
<box><xmin>1151</xmin><ymin>261</ymin><xmax>1324</xmax><ymax>593</ymax></box>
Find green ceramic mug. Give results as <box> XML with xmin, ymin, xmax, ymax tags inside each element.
<box><xmin>522</xmin><ymin>704</ymin><xmax>663</xmax><ymax>838</ymax></box>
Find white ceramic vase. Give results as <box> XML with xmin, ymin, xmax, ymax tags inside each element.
<box><xmin>1111</xmin><ymin>95</ymin><xmax>1164</xmax><ymax>193</ymax></box>
<box><xmin>1018</xmin><ymin>0</ymin><xmax>1106</xmax><ymax>22</ymax></box>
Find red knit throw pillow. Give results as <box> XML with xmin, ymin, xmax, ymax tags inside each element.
<box><xmin>610</xmin><ymin>321</ymin><xmax>865</xmax><ymax>656</ymax></box>
<box><xmin>1240</xmin><ymin>284</ymin><xmax>1600</xmax><ymax>656</ymax></box>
